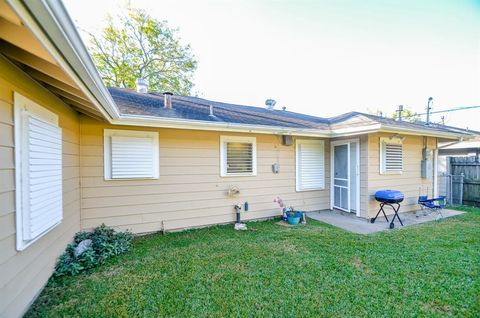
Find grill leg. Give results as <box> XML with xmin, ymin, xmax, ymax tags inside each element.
<box><xmin>371</xmin><ymin>203</ymin><xmax>389</xmax><ymax>224</ymax></box>
<box><xmin>390</xmin><ymin>203</ymin><xmax>403</xmax><ymax>227</ymax></box>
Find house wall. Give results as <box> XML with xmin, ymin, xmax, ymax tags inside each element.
<box><xmin>0</xmin><ymin>56</ymin><xmax>81</xmax><ymax>317</ymax></box>
<box><xmin>79</xmin><ymin>116</ymin><xmax>331</xmax><ymax>233</ymax></box>
<box><xmin>367</xmin><ymin>132</ymin><xmax>437</xmax><ymax>217</ymax></box>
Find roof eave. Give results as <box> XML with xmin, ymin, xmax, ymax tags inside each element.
<box><xmin>330</xmin><ymin>124</ymin><xmax>382</xmax><ymax>137</ymax></box>
<box><xmin>113</xmin><ymin>114</ymin><xmax>332</xmax><ymax>137</ymax></box>
<box><xmin>379</xmin><ymin>124</ymin><xmax>474</xmax><ymax>140</ymax></box>
<box><xmin>7</xmin><ymin>0</ymin><xmax>119</xmax><ymax>121</ymax></box>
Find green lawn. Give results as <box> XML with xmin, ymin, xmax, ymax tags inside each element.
<box><xmin>27</xmin><ymin>207</ymin><xmax>480</xmax><ymax>317</ymax></box>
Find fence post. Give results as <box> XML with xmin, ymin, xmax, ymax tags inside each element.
<box><xmin>449</xmin><ymin>174</ymin><xmax>452</xmax><ymax>205</ymax></box>
<box><xmin>460</xmin><ymin>173</ymin><xmax>464</xmax><ymax>205</ymax></box>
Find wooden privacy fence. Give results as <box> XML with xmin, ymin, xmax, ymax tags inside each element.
<box><xmin>450</xmin><ymin>157</ymin><xmax>480</xmax><ymax>207</ymax></box>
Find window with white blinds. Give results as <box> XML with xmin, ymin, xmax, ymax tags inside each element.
<box><xmin>380</xmin><ymin>137</ymin><xmax>403</xmax><ymax>174</ymax></box>
<box><xmin>14</xmin><ymin>93</ymin><xmax>63</xmax><ymax>251</ymax></box>
<box><xmin>296</xmin><ymin>139</ymin><xmax>325</xmax><ymax>191</ymax></box>
<box><xmin>220</xmin><ymin>136</ymin><xmax>257</xmax><ymax>176</ymax></box>
<box><xmin>104</xmin><ymin>129</ymin><xmax>159</xmax><ymax>180</ymax></box>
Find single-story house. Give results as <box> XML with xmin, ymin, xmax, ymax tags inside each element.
<box><xmin>0</xmin><ymin>0</ymin><xmax>478</xmax><ymax>316</ymax></box>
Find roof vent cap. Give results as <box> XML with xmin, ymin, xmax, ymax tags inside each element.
<box><xmin>164</xmin><ymin>92</ymin><xmax>173</xmax><ymax>109</ymax></box>
<box><xmin>136</xmin><ymin>78</ymin><xmax>148</xmax><ymax>94</ymax></box>
<box><xmin>265</xmin><ymin>99</ymin><xmax>276</xmax><ymax>110</ymax></box>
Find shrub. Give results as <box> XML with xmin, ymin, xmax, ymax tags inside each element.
<box><xmin>54</xmin><ymin>224</ymin><xmax>133</xmax><ymax>277</ymax></box>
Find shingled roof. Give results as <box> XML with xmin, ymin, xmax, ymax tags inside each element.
<box><xmin>109</xmin><ymin>87</ymin><xmax>477</xmax><ymax>137</ymax></box>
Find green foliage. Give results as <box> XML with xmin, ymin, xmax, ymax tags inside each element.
<box><xmin>28</xmin><ymin>208</ymin><xmax>479</xmax><ymax>317</ymax></box>
<box><xmin>89</xmin><ymin>7</ymin><xmax>197</xmax><ymax>95</ymax></box>
<box><xmin>53</xmin><ymin>224</ymin><xmax>133</xmax><ymax>277</ymax></box>
<box><xmin>392</xmin><ymin>107</ymin><xmax>421</xmax><ymax>122</ymax></box>
<box><xmin>368</xmin><ymin>108</ymin><xmax>421</xmax><ymax>122</ymax></box>
<box><xmin>286</xmin><ymin>206</ymin><xmax>298</xmax><ymax>216</ymax></box>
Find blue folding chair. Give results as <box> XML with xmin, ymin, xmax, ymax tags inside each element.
<box><xmin>417</xmin><ymin>195</ymin><xmax>446</xmax><ymax>220</ymax></box>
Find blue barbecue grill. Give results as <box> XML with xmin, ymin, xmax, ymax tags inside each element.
<box><xmin>371</xmin><ymin>190</ymin><xmax>404</xmax><ymax>229</ymax></box>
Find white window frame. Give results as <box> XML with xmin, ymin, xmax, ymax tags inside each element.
<box><xmin>104</xmin><ymin>129</ymin><xmax>160</xmax><ymax>180</ymax></box>
<box><xmin>296</xmin><ymin>139</ymin><xmax>325</xmax><ymax>191</ymax></box>
<box><xmin>14</xmin><ymin>92</ymin><xmax>63</xmax><ymax>251</ymax></box>
<box><xmin>220</xmin><ymin>136</ymin><xmax>257</xmax><ymax>177</ymax></box>
<box><xmin>379</xmin><ymin>137</ymin><xmax>403</xmax><ymax>174</ymax></box>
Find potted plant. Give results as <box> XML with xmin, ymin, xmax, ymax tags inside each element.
<box><xmin>274</xmin><ymin>197</ymin><xmax>304</xmax><ymax>225</ymax></box>
<box><xmin>286</xmin><ymin>207</ymin><xmax>303</xmax><ymax>225</ymax></box>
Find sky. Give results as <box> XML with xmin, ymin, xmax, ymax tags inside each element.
<box><xmin>64</xmin><ymin>0</ymin><xmax>480</xmax><ymax>130</ymax></box>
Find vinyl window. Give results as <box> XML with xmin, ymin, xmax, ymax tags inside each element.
<box><xmin>220</xmin><ymin>136</ymin><xmax>257</xmax><ymax>176</ymax></box>
<box><xmin>14</xmin><ymin>93</ymin><xmax>63</xmax><ymax>250</ymax></box>
<box><xmin>104</xmin><ymin>129</ymin><xmax>159</xmax><ymax>179</ymax></box>
<box><xmin>380</xmin><ymin>137</ymin><xmax>403</xmax><ymax>174</ymax></box>
<box><xmin>296</xmin><ymin>139</ymin><xmax>325</xmax><ymax>191</ymax></box>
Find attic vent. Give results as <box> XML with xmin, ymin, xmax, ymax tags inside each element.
<box><xmin>380</xmin><ymin>137</ymin><xmax>403</xmax><ymax>174</ymax></box>
<box><xmin>265</xmin><ymin>99</ymin><xmax>276</xmax><ymax>110</ymax></box>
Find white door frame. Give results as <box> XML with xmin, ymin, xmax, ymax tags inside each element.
<box><xmin>330</xmin><ymin>139</ymin><xmax>361</xmax><ymax>217</ymax></box>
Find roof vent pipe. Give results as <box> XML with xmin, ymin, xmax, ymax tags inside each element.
<box><xmin>396</xmin><ymin>105</ymin><xmax>404</xmax><ymax>121</ymax></box>
<box><xmin>164</xmin><ymin>92</ymin><xmax>173</xmax><ymax>109</ymax></box>
<box><xmin>136</xmin><ymin>78</ymin><xmax>148</xmax><ymax>93</ymax></box>
<box><xmin>265</xmin><ymin>99</ymin><xmax>276</xmax><ymax>110</ymax></box>
<box><xmin>426</xmin><ymin>97</ymin><xmax>433</xmax><ymax>126</ymax></box>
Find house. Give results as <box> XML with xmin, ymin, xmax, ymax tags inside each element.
<box><xmin>0</xmin><ymin>0</ymin><xmax>478</xmax><ymax>317</ymax></box>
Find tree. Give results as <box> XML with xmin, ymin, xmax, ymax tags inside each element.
<box><xmin>88</xmin><ymin>8</ymin><xmax>197</xmax><ymax>95</ymax></box>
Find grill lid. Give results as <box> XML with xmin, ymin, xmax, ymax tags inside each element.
<box><xmin>375</xmin><ymin>190</ymin><xmax>404</xmax><ymax>203</ymax></box>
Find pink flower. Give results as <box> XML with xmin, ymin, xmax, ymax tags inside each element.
<box><xmin>274</xmin><ymin>196</ymin><xmax>285</xmax><ymax>210</ymax></box>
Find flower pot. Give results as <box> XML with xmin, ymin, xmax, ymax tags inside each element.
<box><xmin>287</xmin><ymin>214</ymin><xmax>301</xmax><ymax>225</ymax></box>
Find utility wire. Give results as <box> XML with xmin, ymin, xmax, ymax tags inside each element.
<box><xmin>402</xmin><ymin>105</ymin><xmax>480</xmax><ymax>118</ymax></box>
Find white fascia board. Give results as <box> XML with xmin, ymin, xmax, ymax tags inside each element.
<box><xmin>114</xmin><ymin>115</ymin><xmax>476</xmax><ymax>140</ymax></box>
<box><xmin>6</xmin><ymin>0</ymin><xmax>119</xmax><ymax>121</ymax></box>
<box><xmin>379</xmin><ymin>124</ymin><xmax>472</xmax><ymax>140</ymax></box>
<box><xmin>113</xmin><ymin>115</ymin><xmax>331</xmax><ymax>137</ymax></box>
<box><xmin>330</xmin><ymin>124</ymin><xmax>382</xmax><ymax>137</ymax></box>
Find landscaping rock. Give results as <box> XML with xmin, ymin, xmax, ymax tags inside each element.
<box><xmin>74</xmin><ymin>239</ymin><xmax>92</xmax><ymax>258</ymax></box>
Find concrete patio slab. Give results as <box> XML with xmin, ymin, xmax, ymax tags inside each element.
<box><xmin>306</xmin><ymin>209</ymin><xmax>464</xmax><ymax>234</ymax></box>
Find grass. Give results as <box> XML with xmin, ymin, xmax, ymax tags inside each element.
<box><xmin>27</xmin><ymin>207</ymin><xmax>480</xmax><ymax>317</ymax></box>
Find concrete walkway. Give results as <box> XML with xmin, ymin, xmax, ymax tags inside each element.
<box><xmin>306</xmin><ymin>209</ymin><xmax>464</xmax><ymax>234</ymax></box>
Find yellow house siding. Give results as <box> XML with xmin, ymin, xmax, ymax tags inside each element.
<box><xmin>360</xmin><ymin>134</ymin><xmax>369</xmax><ymax>218</ymax></box>
<box><xmin>80</xmin><ymin>116</ymin><xmax>330</xmax><ymax>233</ymax></box>
<box><xmin>0</xmin><ymin>56</ymin><xmax>81</xmax><ymax>318</ymax></box>
<box><xmin>367</xmin><ymin>132</ymin><xmax>436</xmax><ymax>217</ymax></box>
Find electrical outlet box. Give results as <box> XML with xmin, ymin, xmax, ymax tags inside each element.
<box><xmin>421</xmin><ymin>159</ymin><xmax>432</xmax><ymax>178</ymax></box>
<box><xmin>422</xmin><ymin>148</ymin><xmax>433</xmax><ymax>160</ymax></box>
<box><xmin>282</xmin><ymin>135</ymin><xmax>293</xmax><ymax>146</ymax></box>
<box><xmin>272</xmin><ymin>163</ymin><xmax>280</xmax><ymax>174</ymax></box>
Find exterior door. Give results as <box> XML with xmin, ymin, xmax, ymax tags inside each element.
<box><xmin>333</xmin><ymin>144</ymin><xmax>349</xmax><ymax>211</ymax></box>
<box><xmin>331</xmin><ymin>140</ymin><xmax>359</xmax><ymax>214</ymax></box>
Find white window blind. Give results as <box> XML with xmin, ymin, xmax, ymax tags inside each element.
<box><xmin>220</xmin><ymin>136</ymin><xmax>257</xmax><ymax>176</ymax></box>
<box><xmin>104</xmin><ymin>130</ymin><xmax>159</xmax><ymax>180</ymax></box>
<box><xmin>380</xmin><ymin>137</ymin><xmax>403</xmax><ymax>174</ymax></box>
<box><xmin>14</xmin><ymin>93</ymin><xmax>63</xmax><ymax>250</ymax></box>
<box><xmin>296</xmin><ymin>139</ymin><xmax>325</xmax><ymax>191</ymax></box>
